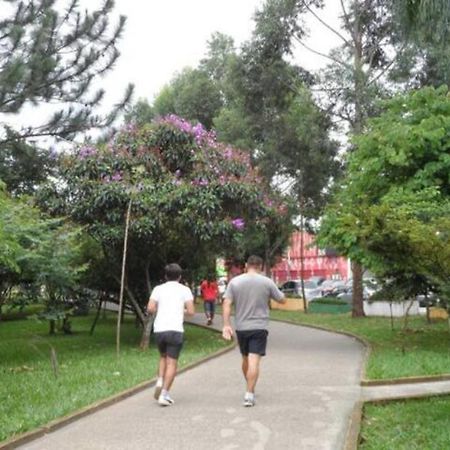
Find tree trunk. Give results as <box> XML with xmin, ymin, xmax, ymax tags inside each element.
<box><xmin>403</xmin><ymin>298</ymin><xmax>414</xmax><ymax>330</ymax></box>
<box><xmin>351</xmin><ymin>261</ymin><xmax>365</xmax><ymax>317</ymax></box>
<box><xmin>350</xmin><ymin>7</ymin><xmax>365</xmax><ymax>319</ymax></box>
<box><xmin>139</xmin><ymin>314</ymin><xmax>154</xmax><ymax>350</ymax></box>
<box><xmin>299</xmin><ymin>210</ymin><xmax>308</xmax><ymax>313</ymax></box>
<box><xmin>264</xmin><ymin>248</ymin><xmax>271</xmax><ymax>277</ymax></box>
<box><xmin>389</xmin><ymin>301</ymin><xmax>394</xmax><ymax>331</ymax></box>
<box><xmin>90</xmin><ymin>294</ymin><xmax>104</xmax><ymax>336</ymax></box>
<box><xmin>144</xmin><ymin>261</ymin><xmax>152</xmax><ymax>299</ymax></box>
<box><xmin>49</xmin><ymin>319</ymin><xmax>56</xmax><ymax>335</ymax></box>
<box><xmin>124</xmin><ymin>284</ymin><xmax>146</xmax><ymax>325</ymax></box>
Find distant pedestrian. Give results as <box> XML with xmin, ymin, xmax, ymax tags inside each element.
<box><xmin>147</xmin><ymin>263</ymin><xmax>195</xmax><ymax>406</ymax></box>
<box><xmin>200</xmin><ymin>275</ymin><xmax>218</xmax><ymax>325</ymax></box>
<box><xmin>222</xmin><ymin>255</ymin><xmax>285</xmax><ymax>407</ymax></box>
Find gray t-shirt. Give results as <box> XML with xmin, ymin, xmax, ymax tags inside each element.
<box><xmin>224</xmin><ymin>273</ymin><xmax>284</xmax><ymax>331</ymax></box>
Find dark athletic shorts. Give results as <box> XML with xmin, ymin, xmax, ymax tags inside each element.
<box><xmin>154</xmin><ymin>331</ymin><xmax>184</xmax><ymax>359</ymax></box>
<box><xmin>236</xmin><ymin>329</ymin><xmax>268</xmax><ymax>356</ymax></box>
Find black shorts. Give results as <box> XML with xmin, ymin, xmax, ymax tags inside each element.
<box><xmin>236</xmin><ymin>329</ymin><xmax>268</xmax><ymax>356</ymax></box>
<box><xmin>154</xmin><ymin>331</ymin><xmax>184</xmax><ymax>359</ymax></box>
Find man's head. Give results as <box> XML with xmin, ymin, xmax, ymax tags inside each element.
<box><xmin>165</xmin><ymin>263</ymin><xmax>182</xmax><ymax>281</ymax></box>
<box><xmin>246</xmin><ymin>255</ymin><xmax>263</xmax><ymax>272</ymax></box>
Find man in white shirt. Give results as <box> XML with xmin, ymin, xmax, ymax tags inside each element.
<box><xmin>147</xmin><ymin>263</ymin><xmax>195</xmax><ymax>406</ymax></box>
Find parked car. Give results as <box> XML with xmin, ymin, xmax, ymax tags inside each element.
<box><xmin>279</xmin><ymin>279</ymin><xmax>322</xmax><ymax>301</ymax></box>
<box><xmin>337</xmin><ymin>286</ymin><xmax>372</xmax><ymax>304</ymax></box>
<box><xmin>320</xmin><ymin>279</ymin><xmax>347</xmax><ymax>297</ymax></box>
<box><xmin>416</xmin><ymin>292</ymin><xmax>439</xmax><ymax>308</ymax></box>
<box><xmin>309</xmin><ymin>276</ymin><xmax>326</xmax><ymax>286</ymax></box>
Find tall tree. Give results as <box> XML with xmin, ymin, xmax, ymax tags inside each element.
<box><xmin>214</xmin><ymin>0</ymin><xmax>337</xmax><ymax>215</ymax></box>
<box><xmin>152</xmin><ymin>67</ymin><xmax>223</xmax><ymax>129</ymax></box>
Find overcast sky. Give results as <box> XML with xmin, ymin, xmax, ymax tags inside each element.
<box><xmin>101</xmin><ymin>0</ymin><xmax>343</xmax><ymax>106</ymax></box>
<box><xmin>2</xmin><ymin>1</ymin><xmax>344</xmax><ymax>140</ymax></box>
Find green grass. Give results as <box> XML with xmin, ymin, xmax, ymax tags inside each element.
<box><xmin>360</xmin><ymin>396</ymin><xmax>450</xmax><ymax>449</ymax></box>
<box><xmin>0</xmin><ymin>304</ymin><xmax>45</xmax><ymax>321</ymax></box>
<box><xmin>308</xmin><ymin>300</ymin><xmax>352</xmax><ymax>314</ymax></box>
<box><xmin>270</xmin><ymin>310</ymin><xmax>450</xmax><ymax>380</ymax></box>
<box><xmin>0</xmin><ymin>313</ymin><xmax>229</xmax><ymax>442</ymax></box>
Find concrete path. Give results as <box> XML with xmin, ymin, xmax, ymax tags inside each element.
<box><xmin>17</xmin><ymin>315</ymin><xmax>365</xmax><ymax>450</ymax></box>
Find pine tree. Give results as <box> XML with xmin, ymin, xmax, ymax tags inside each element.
<box><xmin>0</xmin><ymin>0</ymin><xmax>133</xmax><ymax>144</ymax></box>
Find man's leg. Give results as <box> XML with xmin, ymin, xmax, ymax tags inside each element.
<box><xmin>162</xmin><ymin>356</ymin><xmax>178</xmax><ymax>391</ymax></box>
<box><xmin>241</xmin><ymin>355</ymin><xmax>248</xmax><ymax>380</ymax></box>
<box><xmin>205</xmin><ymin>301</ymin><xmax>212</xmax><ymax>325</ymax></box>
<box><xmin>158</xmin><ymin>354</ymin><xmax>166</xmax><ymax>379</ymax></box>
<box><xmin>158</xmin><ymin>332</ymin><xmax>183</xmax><ymax>406</ymax></box>
<box><xmin>154</xmin><ymin>333</ymin><xmax>166</xmax><ymax>400</ymax></box>
<box><xmin>210</xmin><ymin>301</ymin><xmax>215</xmax><ymax>323</ymax></box>
<box><xmin>245</xmin><ymin>353</ymin><xmax>261</xmax><ymax>394</ymax></box>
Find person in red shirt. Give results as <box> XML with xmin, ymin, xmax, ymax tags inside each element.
<box><xmin>200</xmin><ymin>275</ymin><xmax>218</xmax><ymax>325</ymax></box>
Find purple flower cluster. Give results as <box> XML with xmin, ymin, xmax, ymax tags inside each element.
<box><xmin>159</xmin><ymin>114</ymin><xmax>217</xmax><ymax>147</ymax></box>
<box><xmin>101</xmin><ymin>171</ymin><xmax>123</xmax><ymax>183</ymax></box>
<box><xmin>231</xmin><ymin>218</ymin><xmax>245</xmax><ymax>231</ymax></box>
<box><xmin>78</xmin><ymin>145</ymin><xmax>97</xmax><ymax>159</ymax></box>
<box><xmin>191</xmin><ymin>178</ymin><xmax>209</xmax><ymax>187</ymax></box>
<box><xmin>160</xmin><ymin>114</ymin><xmax>193</xmax><ymax>133</ymax></box>
<box><xmin>223</xmin><ymin>147</ymin><xmax>234</xmax><ymax>159</ymax></box>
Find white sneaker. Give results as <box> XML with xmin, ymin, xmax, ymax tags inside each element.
<box><xmin>154</xmin><ymin>385</ymin><xmax>162</xmax><ymax>400</ymax></box>
<box><xmin>158</xmin><ymin>394</ymin><xmax>175</xmax><ymax>406</ymax></box>
<box><xmin>243</xmin><ymin>395</ymin><xmax>255</xmax><ymax>407</ymax></box>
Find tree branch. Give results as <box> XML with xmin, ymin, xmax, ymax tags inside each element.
<box><xmin>294</xmin><ymin>36</ymin><xmax>352</xmax><ymax>70</ymax></box>
<box><xmin>339</xmin><ymin>0</ymin><xmax>354</xmax><ymax>41</ymax></box>
<box><xmin>301</xmin><ymin>0</ymin><xmax>351</xmax><ymax>46</ymax></box>
<box><xmin>368</xmin><ymin>43</ymin><xmax>407</xmax><ymax>86</ymax></box>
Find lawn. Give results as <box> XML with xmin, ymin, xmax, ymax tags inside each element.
<box><xmin>0</xmin><ymin>313</ymin><xmax>229</xmax><ymax>442</ymax></box>
<box><xmin>359</xmin><ymin>395</ymin><xmax>450</xmax><ymax>449</ymax></box>
<box><xmin>269</xmin><ymin>310</ymin><xmax>450</xmax><ymax>380</ymax></box>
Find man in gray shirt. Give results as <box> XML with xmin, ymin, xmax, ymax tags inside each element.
<box><xmin>222</xmin><ymin>255</ymin><xmax>285</xmax><ymax>407</ymax></box>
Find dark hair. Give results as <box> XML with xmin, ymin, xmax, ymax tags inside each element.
<box><xmin>165</xmin><ymin>263</ymin><xmax>182</xmax><ymax>281</ymax></box>
<box><xmin>246</xmin><ymin>255</ymin><xmax>263</xmax><ymax>268</ymax></box>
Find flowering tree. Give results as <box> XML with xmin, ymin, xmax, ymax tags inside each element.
<box><xmin>41</xmin><ymin>115</ymin><xmax>290</xmax><ymax>345</ymax></box>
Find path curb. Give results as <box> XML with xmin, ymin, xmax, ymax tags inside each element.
<box><xmin>343</xmin><ymin>401</ymin><xmax>364</xmax><ymax>450</ymax></box>
<box><xmin>0</xmin><ymin>324</ymin><xmax>235</xmax><ymax>450</ymax></box>
<box><xmin>361</xmin><ymin>373</ymin><xmax>450</xmax><ymax>386</ymax></box>
<box><xmin>344</xmin><ymin>392</ymin><xmax>450</xmax><ymax>450</ymax></box>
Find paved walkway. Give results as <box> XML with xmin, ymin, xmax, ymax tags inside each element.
<box><xmin>17</xmin><ymin>315</ymin><xmax>365</xmax><ymax>450</ymax></box>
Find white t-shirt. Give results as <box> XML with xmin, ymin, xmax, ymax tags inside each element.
<box><xmin>151</xmin><ymin>281</ymin><xmax>194</xmax><ymax>332</ymax></box>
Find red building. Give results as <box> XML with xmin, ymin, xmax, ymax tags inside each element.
<box><xmin>271</xmin><ymin>232</ymin><xmax>349</xmax><ymax>283</ymax></box>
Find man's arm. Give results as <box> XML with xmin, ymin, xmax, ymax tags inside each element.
<box><xmin>184</xmin><ymin>299</ymin><xmax>195</xmax><ymax>316</ymax></box>
<box><xmin>147</xmin><ymin>298</ymin><xmax>157</xmax><ymax>315</ymax></box>
<box><xmin>271</xmin><ymin>282</ymin><xmax>286</xmax><ymax>304</ymax></box>
<box><xmin>222</xmin><ymin>298</ymin><xmax>233</xmax><ymax>340</ymax></box>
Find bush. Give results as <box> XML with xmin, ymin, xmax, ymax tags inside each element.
<box><xmin>310</xmin><ymin>298</ymin><xmax>348</xmax><ymax>306</ymax></box>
